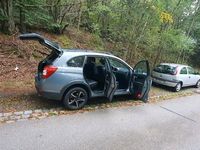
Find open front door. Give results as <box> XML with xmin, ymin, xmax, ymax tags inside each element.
<box><xmin>130</xmin><ymin>60</ymin><xmax>151</xmax><ymax>102</ymax></box>
<box><xmin>104</xmin><ymin>60</ymin><xmax>117</xmax><ymax>101</ymax></box>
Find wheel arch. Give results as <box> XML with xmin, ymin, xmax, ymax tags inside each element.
<box><xmin>179</xmin><ymin>81</ymin><xmax>183</xmax><ymax>87</ymax></box>
<box><xmin>61</xmin><ymin>82</ymin><xmax>91</xmax><ymax>101</ymax></box>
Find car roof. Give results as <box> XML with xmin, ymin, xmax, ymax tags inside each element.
<box><xmin>159</xmin><ymin>63</ymin><xmax>189</xmax><ymax>68</ymax></box>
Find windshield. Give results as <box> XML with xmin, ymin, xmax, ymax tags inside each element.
<box><xmin>153</xmin><ymin>65</ymin><xmax>177</xmax><ymax>75</ymax></box>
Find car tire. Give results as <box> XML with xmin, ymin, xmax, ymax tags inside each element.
<box><xmin>195</xmin><ymin>80</ymin><xmax>200</xmax><ymax>88</ymax></box>
<box><xmin>63</xmin><ymin>87</ymin><xmax>88</xmax><ymax>110</ymax></box>
<box><xmin>174</xmin><ymin>82</ymin><xmax>182</xmax><ymax>92</ymax></box>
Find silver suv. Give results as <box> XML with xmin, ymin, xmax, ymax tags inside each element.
<box><xmin>20</xmin><ymin>33</ymin><xmax>151</xmax><ymax>110</ymax></box>
<box><xmin>152</xmin><ymin>63</ymin><xmax>200</xmax><ymax>92</ymax></box>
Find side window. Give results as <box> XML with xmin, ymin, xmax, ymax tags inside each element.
<box><xmin>180</xmin><ymin>67</ymin><xmax>187</xmax><ymax>75</ymax></box>
<box><xmin>134</xmin><ymin>61</ymin><xmax>148</xmax><ymax>75</ymax></box>
<box><xmin>109</xmin><ymin>58</ymin><xmax>129</xmax><ymax>71</ymax></box>
<box><xmin>67</xmin><ymin>56</ymin><xmax>85</xmax><ymax>67</ymax></box>
<box><xmin>188</xmin><ymin>67</ymin><xmax>194</xmax><ymax>74</ymax></box>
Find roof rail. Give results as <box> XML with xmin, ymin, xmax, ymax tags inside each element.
<box><xmin>64</xmin><ymin>49</ymin><xmax>114</xmax><ymax>55</ymax></box>
<box><xmin>95</xmin><ymin>50</ymin><xmax>113</xmax><ymax>55</ymax></box>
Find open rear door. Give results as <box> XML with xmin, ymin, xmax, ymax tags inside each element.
<box><xmin>19</xmin><ymin>33</ymin><xmax>62</xmax><ymax>54</ymax></box>
<box><xmin>105</xmin><ymin>72</ymin><xmax>117</xmax><ymax>101</ymax></box>
<box><xmin>130</xmin><ymin>60</ymin><xmax>152</xmax><ymax>102</ymax></box>
<box><xmin>104</xmin><ymin>60</ymin><xmax>118</xmax><ymax>101</ymax></box>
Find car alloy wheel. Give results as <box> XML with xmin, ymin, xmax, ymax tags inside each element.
<box><xmin>174</xmin><ymin>82</ymin><xmax>182</xmax><ymax>92</ymax></box>
<box><xmin>63</xmin><ymin>87</ymin><xmax>88</xmax><ymax>110</ymax></box>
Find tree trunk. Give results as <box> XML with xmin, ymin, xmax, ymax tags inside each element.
<box><xmin>100</xmin><ymin>0</ymin><xmax>109</xmax><ymax>38</ymax></box>
<box><xmin>153</xmin><ymin>45</ymin><xmax>162</xmax><ymax>68</ymax></box>
<box><xmin>77</xmin><ymin>1</ymin><xmax>83</xmax><ymax>31</ymax></box>
<box><xmin>19</xmin><ymin>0</ymin><xmax>26</xmax><ymax>33</ymax></box>
<box><xmin>1</xmin><ymin>0</ymin><xmax>15</xmax><ymax>34</ymax></box>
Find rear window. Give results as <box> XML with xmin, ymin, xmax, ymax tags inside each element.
<box><xmin>153</xmin><ymin>65</ymin><xmax>177</xmax><ymax>75</ymax></box>
<box><xmin>67</xmin><ymin>56</ymin><xmax>85</xmax><ymax>67</ymax></box>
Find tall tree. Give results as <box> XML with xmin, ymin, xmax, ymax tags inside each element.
<box><xmin>0</xmin><ymin>0</ymin><xmax>15</xmax><ymax>34</ymax></box>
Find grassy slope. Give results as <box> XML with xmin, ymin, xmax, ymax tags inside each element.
<box><xmin>0</xmin><ymin>28</ymin><xmax>105</xmax><ymax>93</ymax></box>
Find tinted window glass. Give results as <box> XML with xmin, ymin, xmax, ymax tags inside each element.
<box><xmin>180</xmin><ymin>67</ymin><xmax>187</xmax><ymax>74</ymax></box>
<box><xmin>109</xmin><ymin>58</ymin><xmax>129</xmax><ymax>71</ymax></box>
<box><xmin>134</xmin><ymin>61</ymin><xmax>148</xmax><ymax>75</ymax></box>
<box><xmin>67</xmin><ymin>56</ymin><xmax>85</xmax><ymax>67</ymax></box>
<box><xmin>153</xmin><ymin>65</ymin><xmax>177</xmax><ymax>75</ymax></box>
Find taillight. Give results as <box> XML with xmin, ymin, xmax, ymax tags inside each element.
<box><xmin>42</xmin><ymin>65</ymin><xmax>57</xmax><ymax>79</ymax></box>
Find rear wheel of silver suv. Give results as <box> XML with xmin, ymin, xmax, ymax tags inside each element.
<box><xmin>63</xmin><ymin>87</ymin><xmax>88</xmax><ymax>110</ymax></box>
<box><xmin>195</xmin><ymin>80</ymin><xmax>200</xmax><ymax>88</ymax></box>
<box><xmin>174</xmin><ymin>82</ymin><xmax>182</xmax><ymax>92</ymax></box>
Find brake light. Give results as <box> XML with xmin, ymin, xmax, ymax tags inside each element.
<box><xmin>42</xmin><ymin>65</ymin><xmax>57</xmax><ymax>79</ymax></box>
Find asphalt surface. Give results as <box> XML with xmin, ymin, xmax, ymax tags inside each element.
<box><xmin>0</xmin><ymin>94</ymin><xmax>200</xmax><ymax>150</ymax></box>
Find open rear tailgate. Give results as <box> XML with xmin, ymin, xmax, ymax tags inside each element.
<box><xmin>19</xmin><ymin>33</ymin><xmax>62</xmax><ymax>54</ymax></box>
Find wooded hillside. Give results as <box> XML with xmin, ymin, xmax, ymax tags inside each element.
<box><xmin>0</xmin><ymin>0</ymin><xmax>200</xmax><ymax>68</ymax></box>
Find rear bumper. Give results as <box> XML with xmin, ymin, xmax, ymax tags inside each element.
<box><xmin>35</xmin><ymin>76</ymin><xmax>61</xmax><ymax>101</ymax></box>
<box><xmin>152</xmin><ymin>77</ymin><xmax>178</xmax><ymax>87</ymax></box>
<box><xmin>35</xmin><ymin>86</ymin><xmax>61</xmax><ymax>100</ymax></box>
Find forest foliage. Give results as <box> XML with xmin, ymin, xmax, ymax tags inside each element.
<box><xmin>0</xmin><ymin>0</ymin><xmax>200</xmax><ymax>67</ymax></box>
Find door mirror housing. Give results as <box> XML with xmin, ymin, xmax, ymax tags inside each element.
<box><xmin>111</xmin><ymin>66</ymin><xmax>119</xmax><ymax>72</ymax></box>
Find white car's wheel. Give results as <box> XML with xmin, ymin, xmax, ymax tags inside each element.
<box><xmin>174</xmin><ymin>82</ymin><xmax>182</xmax><ymax>92</ymax></box>
<box><xmin>195</xmin><ymin>80</ymin><xmax>200</xmax><ymax>88</ymax></box>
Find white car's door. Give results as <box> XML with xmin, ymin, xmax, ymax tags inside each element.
<box><xmin>178</xmin><ymin>67</ymin><xmax>190</xmax><ymax>87</ymax></box>
<box><xmin>187</xmin><ymin>67</ymin><xmax>198</xmax><ymax>85</ymax></box>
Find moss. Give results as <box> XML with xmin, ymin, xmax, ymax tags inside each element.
<box><xmin>58</xmin><ymin>35</ymin><xmax>74</xmax><ymax>48</ymax></box>
<box><xmin>88</xmin><ymin>34</ymin><xmax>104</xmax><ymax>50</ymax></box>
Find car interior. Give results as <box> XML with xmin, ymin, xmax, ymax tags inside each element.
<box><xmin>109</xmin><ymin>58</ymin><xmax>130</xmax><ymax>90</ymax></box>
<box><xmin>83</xmin><ymin>56</ymin><xmax>131</xmax><ymax>93</ymax></box>
<box><xmin>83</xmin><ymin>57</ymin><xmax>107</xmax><ymax>92</ymax></box>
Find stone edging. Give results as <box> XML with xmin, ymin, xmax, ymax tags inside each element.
<box><xmin>0</xmin><ymin>91</ymin><xmax>195</xmax><ymax>124</ymax></box>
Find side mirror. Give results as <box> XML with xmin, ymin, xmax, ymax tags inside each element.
<box><xmin>111</xmin><ymin>66</ymin><xmax>119</xmax><ymax>72</ymax></box>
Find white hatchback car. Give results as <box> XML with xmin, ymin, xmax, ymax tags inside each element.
<box><xmin>152</xmin><ymin>63</ymin><xmax>200</xmax><ymax>92</ymax></box>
